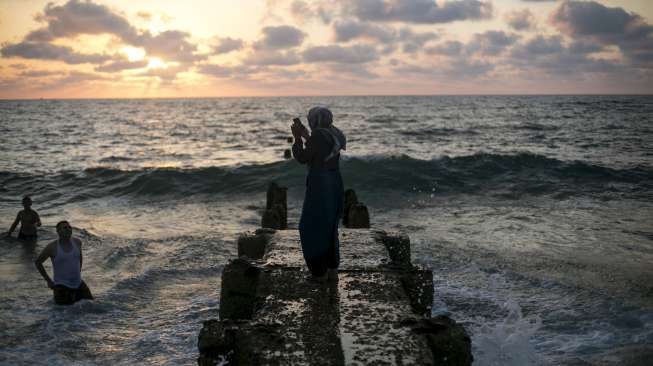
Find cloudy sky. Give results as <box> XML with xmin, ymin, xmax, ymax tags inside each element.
<box><xmin>1</xmin><ymin>0</ymin><xmax>652</xmax><ymax>98</ymax></box>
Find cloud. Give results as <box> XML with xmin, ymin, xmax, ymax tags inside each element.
<box><xmin>333</xmin><ymin>20</ymin><xmax>396</xmax><ymax>43</ymax></box>
<box><xmin>94</xmin><ymin>57</ymin><xmax>148</xmax><ymax>72</ymax></box>
<box><xmin>196</xmin><ymin>63</ymin><xmax>258</xmax><ymax>79</ymax></box>
<box><xmin>332</xmin><ymin>20</ymin><xmax>439</xmax><ymax>54</ymax></box>
<box><xmin>425</xmin><ymin>30</ymin><xmax>517</xmax><ymax>57</ymax></box>
<box><xmin>393</xmin><ymin>59</ymin><xmax>494</xmax><ymax>78</ymax></box>
<box><xmin>510</xmin><ymin>35</ymin><xmax>617</xmax><ymax>75</ymax></box>
<box><xmin>19</xmin><ymin>70</ymin><xmax>60</xmax><ymax>77</ymax></box>
<box><xmin>254</xmin><ymin>25</ymin><xmax>306</xmax><ymax>50</ymax></box>
<box><xmin>425</xmin><ymin>40</ymin><xmax>464</xmax><ymax>55</ymax></box>
<box><xmin>1</xmin><ymin>42</ymin><xmax>110</xmax><ymax>64</ymax></box>
<box><xmin>550</xmin><ymin>0</ymin><xmax>653</xmax><ymax>64</ymax></box>
<box><xmin>213</xmin><ymin>37</ymin><xmax>244</xmax><ymax>54</ymax></box>
<box><xmin>136</xmin><ymin>11</ymin><xmax>152</xmax><ymax>21</ymax></box>
<box><xmin>137</xmin><ymin>65</ymin><xmax>189</xmax><ymax>81</ymax></box>
<box><xmin>13</xmin><ymin>0</ymin><xmax>204</xmax><ymax>64</ymax></box>
<box><xmin>244</xmin><ymin>50</ymin><xmax>302</xmax><ymax>66</ymax></box>
<box><xmin>328</xmin><ymin>63</ymin><xmax>379</xmax><ymax>78</ymax></box>
<box><xmin>136</xmin><ymin>30</ymin><xmax>204</xmax><ymax>62</ymax></box>
<box><xmin>302</xmin><ymin>44</ymin><xmax>379</xmax><ymax>63</ymax></box>
<box><xmin>26</xmin><ymin>0</ymin><xmax>140</xmax><ymax>42</ymax></box>
<box><xmin>289</xmin><ymin>0</ymin><xmax>335</xmax><ymax>24</ymax></box>
<box><xmin>46</xmin><ymin>71</ymin><xmax>109</xmax><ymax>88</ymax></box>
<box><xmin>399</xmin><ymin>27</ymin><xmax>440</xmax><ymax>52</ymax></box>
<box><xmin>348</xmin><ymin>0</ymin><xmax>492</xmax><ymax>24</ymax></box>
<box><xmin>505</xmin><ymin>9</ymin><xmax>536</xmax><ymax>31</ymax></box>
<box><xmin>467</xmin><ymin>30</ymin><xmax>520</xmax><ymax>55</ymax></box>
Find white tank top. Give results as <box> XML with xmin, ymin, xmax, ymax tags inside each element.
<box><xmin>52</xmin><ymin>239</ymin><xmax>82</xmax><ymax>289</ymax></box>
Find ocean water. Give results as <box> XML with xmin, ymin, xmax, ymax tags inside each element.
<box><xmin>1</xmin><ymin>96</ymin><xmax>652</xmax><ymax>365</ymax></box>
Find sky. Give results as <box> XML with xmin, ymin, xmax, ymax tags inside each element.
<box><xmin>0</xmin><ymin>0</ymin><xmax>652</xmax><ymax>98</ymax></box>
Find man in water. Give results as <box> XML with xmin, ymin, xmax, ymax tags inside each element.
<box><xmin>35</xmin><ymin>221</ymin><xmax>93</xmax><ymax>305</ymax></box>
<box><xmin>6</xmin><ymin>196</ymin><xmax>41</xmax><ymax>242</ymax></box>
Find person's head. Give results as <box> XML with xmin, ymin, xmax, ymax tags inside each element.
<box><xmin>56</xmin><ymin>220</ymin><xmax>72</xmax><ymax>240</ymax></box>
<box><xmin>307</xmin><ymin>106</ymin><xmax>333</xmax><ymax>131</ymax></box>
<box><xmin>22</xmin><ymin>196</ymin><xmax>32</xmax><ymax>209</ymax></box>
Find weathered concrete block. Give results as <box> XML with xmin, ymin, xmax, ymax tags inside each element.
<box><xmin>218</xmin><ymin>258</ymin><xmax>261</xmax><ymax>320</ymax></box>
<box><xmin>378</xmin><ymin>231</ymin><xmax>411</xmax><ymax>266</ymax></box>
<box><xmin>201</xmin><ymin>229</ymin><xmax>473</xmax><ymax>365</ymax></box>
<box><xmin>409</xmin><ymin>316</ymin><xmax>473</xmax><ymax>366</ymax></box>
<box><xmin>261</xmin><ymin>208</ymin><xmax>282</xmax><ymax>230</ymax></box>
<box><xmin>343</xmin><ymin>189</ymin><xmax>359</xmax><ymax>226</ymax></box>
<box><xmin>265</xmin><ymin>182</ymin><xmax>287</xmax><ymax>229</ymax></box>
<box><xmin>401</xmin><ymin>269</ymin><xmax>434</xmax><ymax>317</ymax></box>
<box><xmin>237</xmin><ymin>231</ymin><xmax>271</xmax><ymax>259</ymax></box>
<box><xmin>348</xmin><ymin>203</ymin><xmax>370</xmax><ymax>228</ymax></box>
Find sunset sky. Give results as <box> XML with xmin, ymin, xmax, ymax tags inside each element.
<box><xmin>1</xmin><ymin>0</ymin><xmax>652</xmax><ymax>98</ymax></box>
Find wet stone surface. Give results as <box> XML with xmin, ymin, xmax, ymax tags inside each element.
<box><xmin>198</xmin><ymin>229</ymin><xmax>472</xmax><ymax>366</ymax></box>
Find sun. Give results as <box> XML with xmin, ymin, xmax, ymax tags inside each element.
<box><xmin>147</xmin><ymin>57</ymin><xmax>167</xmax><ymax>69</ymax></box>
<box><xmin>122</xmin><ymin>47</ymin><xmax>146</xmax><ymax>61</ymax></box>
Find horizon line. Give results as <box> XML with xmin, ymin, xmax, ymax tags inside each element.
<box><xmin>1</xmin><ymin>93</ymin><xmax>652</xmax><ymax>101</ymax></box>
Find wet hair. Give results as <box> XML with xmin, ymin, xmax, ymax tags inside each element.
<box><xmin>56</xmin><ymin>221</ymin><xmax>70</xmax><ymax>231</ymax></box>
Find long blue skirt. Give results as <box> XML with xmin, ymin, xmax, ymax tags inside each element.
<box><xmin>299</xmin><ymin>169</ymin><xmax>343</xmax><ymax>276</ymax></box>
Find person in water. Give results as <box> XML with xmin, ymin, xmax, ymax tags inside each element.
<box><xmin>291</xmin><ymin>106</ymin><xmax>346</xmax><ymax>282</ymax></box>
<box><xmin>35</xmin><ymin>220</ymin><xmax>93</xmax><ymax>305</ymax></box>
<box><xmin>6</xmin><ymin>196</ymin><xmax>41</xmax><ymax>242</ymax></box>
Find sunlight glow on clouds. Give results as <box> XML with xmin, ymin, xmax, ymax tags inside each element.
<box><xmin>0</xmin><ymin>0</ymin><xmax>652</xmax><ymax>98</ymax></box>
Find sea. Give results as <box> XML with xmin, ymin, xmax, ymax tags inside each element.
<box><xmin>0</xmin><ymin>96</ymin><xmax>652</xmax><ymax>365</ymax></box>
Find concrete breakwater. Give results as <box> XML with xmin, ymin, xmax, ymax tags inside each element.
<box><xmin>197</xmin><ymin>228</ymin><xmax>473</xmax><ymax>365</ymax></box>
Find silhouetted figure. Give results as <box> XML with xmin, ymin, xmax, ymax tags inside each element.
<box><xmin>6</xmin><ymin>196</ymin><xmax>41</xmax><ymax>243</ymax></box>
<box><xmin>35</xmin><ymin>221</ymin><xmax>93</xmax><ymax>305</ymax></box>
<box><xmin>291</xmin><ymin>107</ymin><xmax>346</xmax><ymax>282</ymax></box>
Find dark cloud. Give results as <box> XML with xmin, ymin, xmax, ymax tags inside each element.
<box><xmin>45</xmin><ymin>71</ymin><xmax>109</xmax><ymax>88</ymax></box>
<box><xmin>550</xmin><ymin>0</ymin><xmax>653</xmax><ymax>64</ymax></box>
<box><xmin>398</xmin><ymin>27</ymin><xmax>440</xmax><ymax>53</ymax></box>
<box><xmin>1</xmin><ymin>42</ymin><xmax>110</xmax><ymax>64</ymax></box>
<box><xmin>333</xmin><ymin>20</ymin><xmax>396</xmax><ymax>43</ymax></box>
<box><xmin>348</xmin><ymin>0</ymin><xmax>492</xmax><ymax>24</ymax></box>
<box><xmin>11</xmin><ymin>0</ymin><xmax>204</xmax><ymax>64</ymax></box>
<box><xmin>26</xmin><ymin>0</ymin><xmax>140</xmax><ymax>42</ymax></box>
<box><xmin>332</xmin><ymin>20</ymin><xmax>438</xmax><ymax>54</ymax></box>
<box><xmin>302</xmin><ymin>44</ymin><xmax>379</xmax><ymax>63</ymax></box>
<box><xmin>196</xmin><ymin>64</ymin><xmax>237</xmax><ymax>78</ymax></box>
<box><xmin>254</xmin><ymin>25</ymin><xmax>306</xmax><ymax>50</ymax></box>
<box><xmin>327</xmin><ymin>63</ymin><xmax>379</xmax><ymax>78</ymax></box>
<box><xmin>393</xmin><ymin>59</ymin><xmax>494</xmax><ymax>78</ymax></box>
<box><xmin>196</xmin><ymin>64</ymin><xmax>259</xmax><ymax>79</ymax></box>
<box><xmin>425</xmin><ymin>40</ymin><xmax>464</xmax><ymax>55</ymax></box>
<box><xmin>467</xmin><ymin>30</ymin><xmax>520</xmax><ymax>55</ymax></box>
<box><xmin>213</xmin><ymin>37</ymin><xmax>244</xmax><ymax>54</ymax></box>
<box><xmin>94</xmin><ymin>57</ymin><xmax>148</xmax><ymax>72</ymax></box>
<box><xmin>19</xmin><ymin>70</ymin><xmax>60</xmax><ymax>77</ymax></box>
<box><xmin>244</xmin><ymin>50</ymin><xmax>302</xmax><ymax>66</ymax></box>
<box><xmin>510</xmin><ymin>35</ymin><xmax>617</xmax><ymax>75</ymax></box>
<box><xmin>425</xmin><ymin>31</ymin><xmax>518</xmax><ymax>57</ymax></box>
<box><xmin>290</xmin><ymin>0</ymin><xmax>334</xmax><ymax>24</ymax></box>
<box><xmin>136</xmin><ymin>30</ymin><xmax>204</xmax><ymax>62</ymax></box>
<box><xmin>505</xmin><ymin>9</ymin><xmax>536</xmax><ymax>31</ymax></box>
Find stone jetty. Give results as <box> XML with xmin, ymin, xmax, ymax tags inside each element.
<box><xmin>197</xmin><ymin>228</ymin><xmax>473</xmax><ymax>365</ymax></box>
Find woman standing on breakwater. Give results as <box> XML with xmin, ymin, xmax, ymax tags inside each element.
<box><xmin>291</xmin><ymin>107</ymin><xmax>346</xmax><ymax>282</ymax></box>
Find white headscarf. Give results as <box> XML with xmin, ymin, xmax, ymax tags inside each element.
<box><xmin>307</xmin><ymin>106</ymin><xmax>346</xmax><ymax>162</ymax></box>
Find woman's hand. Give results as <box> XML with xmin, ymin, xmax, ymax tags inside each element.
<box><xmin>291</xmin><ymin>123</ymin><xmax>303</xmax><ymax>141</ymax></box>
